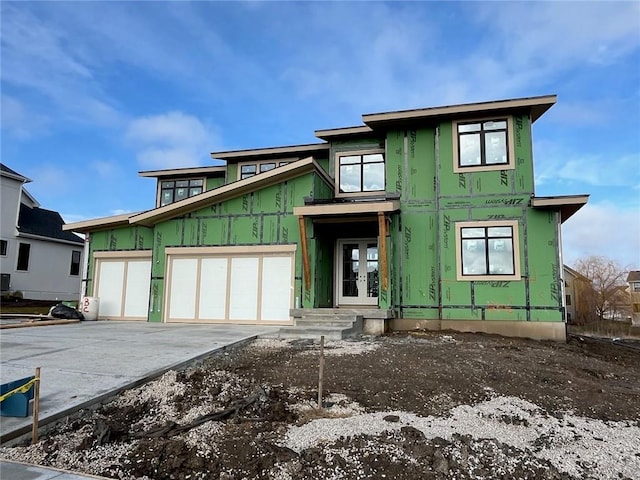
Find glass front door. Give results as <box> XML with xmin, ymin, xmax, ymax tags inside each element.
<box><xmin>337</xmin><ymin>239</ymin><xmax>378</xmax><ymax>306</ymax></box>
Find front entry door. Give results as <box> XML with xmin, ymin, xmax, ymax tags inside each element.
<box><xmin>337</xmin><ymin>239</ymin><xmax>378</xmax><ymax>306</ymax></box>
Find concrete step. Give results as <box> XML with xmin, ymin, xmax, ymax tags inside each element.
<box><xmin>297</xmin><ymin>316</ymin><xmax>357</xmax><ymax>327</ymax></box>
<box><xmin>276</xmin><ymin>326</ymin><xmax>349</xmax><ymax>340</ymax></box>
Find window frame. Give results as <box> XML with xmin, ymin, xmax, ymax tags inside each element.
<box><xmin>452</xmin><ymin>116</ymin><xmax>515</xmax><ymax>173</ymax></box>
<box><xmin>455</xmin><ymin>220</ymin><xmax>521</xmax><ymax>281</ymax></box>
<box><xmin>157</xmin><ymin>177</ymin><xmax>205</xmax><ymax>207</ymax></box>
<box><xmin>0</xmin><ymin>239</ymin><xmax>7</xmax><ymax>256</ymax></box>
<box><xmin>17</xmin><ymin>242</ymin><xmax>31</xmax><ymax>271</ymax></box>
<box><xmin>236</xmin><ymin>159</ymin><xmax>295</xmax><ymax>180</ymax></box>
<box><xmin>632</xmin><ymin>282</ymin><xmax>640</xmax><ymax>292</ymax></box>
<box><xmin>70</xmin><ymin>250</ymin><xmax>82</xmax><ymax>276</ymax></box>
<box><xmin>334</xmin><ymin>148</ymin><xmax>386</xmax><ymax>198</ymax></box>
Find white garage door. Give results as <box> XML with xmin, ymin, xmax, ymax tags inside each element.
<box><xmin>165</xmin><ymin>245</ymin><xmax>295</xmax><ymax>325</ymax></box>
<box><xmin>94</xmin><ymin>252</ymin><xmax>152</xmax><ymax>320</ymax></box>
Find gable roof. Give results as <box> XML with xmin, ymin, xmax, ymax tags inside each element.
<box><xmin>130</xmin><ymin>157</ymin><xmax>332</xmax><ymax>227</ymax></box>
<box><xmin>18</xmin><ymin>204</ymin><xmax>83</xmax><ymax>244</ymax></box>
<box><xmin>0</xmin><ymin>163</ymin><xmax>31</xmax><ymax>183</ymax></box>
<box><xmin>627</xmin><ymin>271</ymin><xmax>640</xmax><ymax>282</ymax></box>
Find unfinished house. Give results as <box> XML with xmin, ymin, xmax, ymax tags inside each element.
<box><xmin>65</xmin><ymin>95</ymin><xmax>588</xmax><ymax>340</ymax></box>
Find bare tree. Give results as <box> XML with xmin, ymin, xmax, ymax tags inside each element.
<box><xmin>574</xmin><ymin>256</ymin><xmax>630</xmax><ymax>322</ymax></box>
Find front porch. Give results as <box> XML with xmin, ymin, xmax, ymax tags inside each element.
<box><xmin>282</xmin><ymin>308</ymin><xmax>395</xmax><ymax>339</ymax></box>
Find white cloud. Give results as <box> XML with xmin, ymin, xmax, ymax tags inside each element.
<box><xmin>126</xmin><ymin>111</ymin><xmax>219</xmax><ymax>169</ymax></box>
<box><xmin>1</xmin><ymin>94</ymin><xmax>50</xmax><ymax>139</ymax></box>
<box><xmin>562</xmin><ymin>202</ymin><xmax>640</xmax><ymax>269</ymax></box>
<box><xmin>535</xmin><ymin>147</ymin><xmax>640</xmax><ymax>189</ymax></box>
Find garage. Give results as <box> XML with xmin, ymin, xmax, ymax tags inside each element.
<box><xmin>93</xmin><ymin>251</ymin><xmax>152</xmax><ymax>320</ymax></box>
<box><xmin>165</xmin><ymin>245</ymin><xmax>296</xmax><ymax>325</ymax></box>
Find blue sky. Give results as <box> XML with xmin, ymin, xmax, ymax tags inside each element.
<box><xmin>2</xmin><ymin>1</ymin><xmax>639</xmax><ymax>269</ymax></box>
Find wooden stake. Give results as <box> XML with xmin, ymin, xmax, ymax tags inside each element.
<box><xmin>298</xmin><ymin>216</ymin><xmax>311</xmax><ymax>291</ymax></box>
<box><xmin>378</xmin><ymin>212</ymin><xmax>388</xmax><ymax>291</ymax></box>
<box><xmin>317</xmin><ymin>336</ymin><xmax>325</xmax><ymax>409</ymax></box>
<box><xmin>32</xmin><ymin>367</ymin><xmax>40</xmax><ymax>444</ymax></box>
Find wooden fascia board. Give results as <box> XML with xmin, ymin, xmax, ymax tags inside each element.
<box><xmin>130</xmin><ymin>158</ymin><xmax>318</xmax><ymax>227</ymax></box>
<box><xmin>210</xmin><ymin>143</ymin><xmax>329</xmax><ymax>160</ymax></box>
<box><xmin>314</xmin><ymin>125</ymin><xmax>374</xmax><ymax>140</ymax></box>
<box><xmin>62</xmin><ymin>213</ymin><xmax>139</xmax><ymax>233</ymax></box>
<box><xmin>531</xmin><ymin>195</ymin><xmax>589</xmax><ymax>223</ymax></box>
<box><xmin>363</xmin><ymin>95</ymin><xmax>557</xmax><ymax>127</ymax></box>
<box><xmin>138</xmin><ymin>166</ymin><xmax>226</xmax><ymax>178</ymax></box>
<box><xmin>293</xmin><ymin>200</ymin><xmax>400</xmax><ymax>217</ymax></box>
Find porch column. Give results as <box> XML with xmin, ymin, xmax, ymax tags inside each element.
<box><xmin>378</xmin><ymin>212</ymin><xmax>388</xmax><ymax>291</ymax></box>
<box><xmin>298</xmin><ymin>215</ymin><xmax>312</xmax><ymax>291</ymax></box>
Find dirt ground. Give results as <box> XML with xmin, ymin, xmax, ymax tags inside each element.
<box><xmin>2</xmin><ymin>331</ymin><xmax>639</xmax><ymax>480</ymax></box>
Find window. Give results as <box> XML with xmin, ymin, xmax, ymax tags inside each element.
<box><xmin>453</xmin><ymin>117</ymin><xmax>515</xmax><ymax>173</ymax></box>
<box><xmin>0</xmin><ymin>240</ymin><xmax>7</xmax><ymax>256</ymax></box>
<box><xmin>238</xmin><ymin>160</ymin><xmax>291</xmax><ymax>180</ymax></box>
<box><xmin>336</xmin><ymin>149</ymin><xmax>385</xmax><ymax>195</ymax></box>
<box><xmin>17</xmin><ymin>243</ymin><xmax>30</xmax><ymax>271</ymax></box>
<box><xmin>70</xmin><ymin>250</ymin><xmax>81</xmax><ymax>276</ymax></box>
<box><xmin>159</xmin><ymin>179</ymin><xmax>204</xmax><ymax>207</ymax></box>
<box><xmin>565</xmin><ymin>294</ymin><xmax>572</xmax><ymax>306</ymax></box>
<box><xmin>632</xmin><ymin>282</ymin><xmax>640</xmax><ymax>292</ymax></box>
<box><xmin>455</xmin><ymin>220</ymin><xmax>521</xmax><ymax>281</ymax></box>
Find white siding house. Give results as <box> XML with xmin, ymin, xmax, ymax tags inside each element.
<box><xmin>0</xmin><ymin>163</ymin><xmax>84</xmax><ymax>301</ymax></box>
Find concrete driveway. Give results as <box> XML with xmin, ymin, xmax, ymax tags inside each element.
<box><xmin>0</xmin><ymin>321</ymin><xmax>279</xmax><ymax>443</ymax></box>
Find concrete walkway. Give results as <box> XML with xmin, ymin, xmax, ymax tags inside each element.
<box><xmin>0</xmin><ymin>459</ymin><xmax>110</xmax><ymax>479</ymax></box>
<box><xmin>0</xmin><ymin>320</ymin><xmax>279</xmax><ymax>445</ymax></box>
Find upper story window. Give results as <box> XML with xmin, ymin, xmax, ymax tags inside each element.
<box><xmin>70</xmin><ymin>250</ymin><xmax>81</xmax><ymax>276</ymax></box>
<box><xmin>336</xmin><ymin>149</ymin><xmax>385</xmax><ymax>196</ymax></box>
<box><xmin>17</xmin><ymin>242</ymin><xmax>30</xmax><ymax>271</ymax></box>
<box><xmin>632</xmin><ymin>281</ymin><xmax>640</xmax><ymax>292</ymax></box>
<box><xmin>159</xmin><ymin>179</ymin><xmax>204</xmax><ymax>207</ymax></box>
<box><xmin>238</xmin><ymin>160</ymin><xmax>290</xmax><ymax>180</ymax></box>
<box><xmin>455</xmin><ymin>220</ymin><xmax>521</xmax><ymax>281</ymax></box>
<box><xmin>0</xmin><ymin>240</ymin><xmax>7</xmax><ymax>256</ymax></box>
<box><xmin>453</xmin><ymin>117</ymin><xmax>515</xmax><ymax>173</ymax></box>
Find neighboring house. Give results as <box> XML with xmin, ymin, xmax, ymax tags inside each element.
<box><xmin>627</xmin><ymin>271</ymin><xmax>640</xmax><ymax>326</ymax></box>
<box><xmin>0</xmin><ymin>163</ymin><xmax>84</xmax><ymax>301</ymax></box>
<box><xmin>65</xmin><ymin>95</ymin><xmax>588</xmax><ymax>340</ymax></box>
<box><xmin>563</xmin><ymin>264</ymin><xmax>591</xmax><ymax>324</ymax></box>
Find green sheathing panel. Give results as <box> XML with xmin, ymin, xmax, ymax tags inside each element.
<box><xmin>225</xmin><ymin>164</ymin><xmax>238</xmax><ymax>184</ymax></box>
<box><xmin>148</xmin><ymin>173</ymin><xmax>321</xmax><ymax>320</ymax></box>
<box><xmin>206</xmin><ymin>176</ymin><xmax>225</xmax><ymax>191</ymax></box>
<box><xmin>330</xmin><ymin>138</ymin><xmax>384</xmax><ymax>178</ymax></box>
<box><xmin>388</xmin><ymin>118</ymin><xmax>561</xmax><ymax>325</ymax></box>
<box><xmin>86</xmin><ymin>226</ymin><xmax>154</xmax><ymax>313</ymax></box>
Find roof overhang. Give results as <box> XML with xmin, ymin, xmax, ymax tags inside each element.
<box><xmin>531</xmin><ymin>194</ymin><xmax>589</xmax><ymax>223</ymax></box>
<box><xmin>130</xmin><ymin>157</ymin><xmax>331</xmax><ymax>227</ymax></box>
<box><xmin>211</xmin><ymin>143</ymin><xmax>329</xmax><ymax>161</ymax></box>
<box><xmin>314</xmin><ymin>125</ymin><xmax>375</xmax><ymax>141</ymax></box>
<box><xmin>63</xmin><ymin>212</ymin><xmax>140</xmax><ymax>233</ymax></box>
<box><xmin>363</xmin><ymin>95</ymin><xmax>557</xmax><ymax>129</ymax></box>
<box><xmin>139</xmin><ymin>166</ymin><xmax>226</xmax><ymax>178</ymax></box>
<box><xmin>294</xmin><ymin>200</ymin><xmax>400</xmax><ymax>217</ymax></box>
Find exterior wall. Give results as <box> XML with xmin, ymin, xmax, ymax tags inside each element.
<box><xmin>8</xmin><ymin>237</ymin><xmax>83</xmax><ymax>301</ymax></box>
<box><xmin>87</xmin><ymin>226</ymin><xmax>154</xmax><ymax>303</ymax></box>
<box><xmin>384</xmin><ymin>115</ymin><xmax>564</xmax><ymax>331</ymax></box>
<box><xmin>0</xmin><ymin>176</ymin><xmax>22</xmax><ymax>285</ymax></box>
<box><xmin>630</xmin><ymin>283</ymin><xmax>640</xmax><ymax>326</ymax></box>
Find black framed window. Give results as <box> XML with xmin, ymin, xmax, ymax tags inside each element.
<box><xmin>338</xmin><ymin>152</ymin><xmax>385</xmax><ymax>194</ymax></box>
<box><xmin>0</xmin><ymin>240</ymin><xmax>7</xmax><ymax>256</ymax></box>
<box><xmin>458</xmin><ymin>119</ymin><xmax>508</xmax><ymax>168</ymax></box>
<box><xmin>17</xmin><ymin>243</ymin><xmax>30</xmax><ymax>271</ymax></box>
<box><xmin>160</xmin><ymin>179</ymin><xmax>204</xmax><ymax>206</ymax></box>
<box><xmin>240</xmin><ymin>161</ymin><xmax>290</xmax><ymax>180</ymax></box>
<box><xmin>460</xmin><ymin>226</ymin><xmax>515</xmax><ymax>276</ymax></box>
<box><xmin>70</xmin><ymin>250</ymin><xmax>81</xmax><ymax>276</ymax></box>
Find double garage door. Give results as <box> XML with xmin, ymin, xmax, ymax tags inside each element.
<box><xmin>165</xmin><ymin>245</ymin><xmax>295</xmax><ymax>325</ymax></box>
<box><xmin>94</xmin><ymin>251</ymin><xmax>152</xmax><ymax>320</ymax></box>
